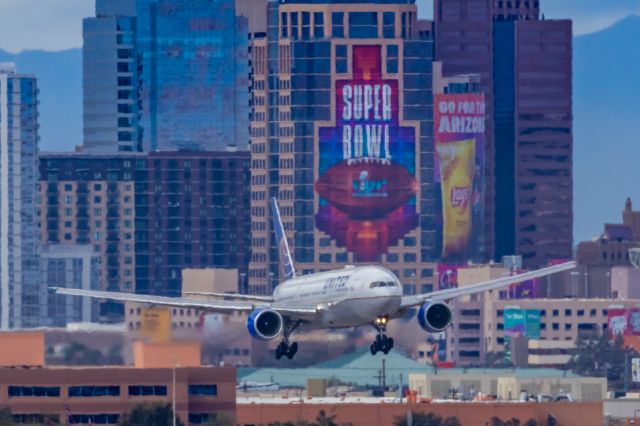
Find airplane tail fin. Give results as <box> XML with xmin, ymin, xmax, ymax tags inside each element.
<box><xmin>270</xmin><ymin>197</ymin><xmax>296</xmax><ymax>281</ymax></box>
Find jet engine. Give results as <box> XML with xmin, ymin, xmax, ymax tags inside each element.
<box><xmin>417</xmin><ymin>301</ymin><xmax>453</xmax><ymax>333</ymax></box>
<box><xmin>246</xmin><ymin>308</ymin><xmax>284</xmax><ymax>340</ymax></box>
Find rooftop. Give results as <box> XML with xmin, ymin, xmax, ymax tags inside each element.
<box><xmin>238</xmin><ymin>348</ymin><xmax>583</xmax><ymax>388</ymax></box>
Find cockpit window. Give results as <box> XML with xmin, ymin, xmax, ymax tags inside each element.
<box><xmin>387</xmin><ymin>281</ymin><xmax>397</xmax><ymax>287</ymax></box>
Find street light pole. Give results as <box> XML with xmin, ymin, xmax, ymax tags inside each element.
<box><xmin>172</xmin><ymin>357</ymin><xmax>177</xmax><ymax>426</ymax></box>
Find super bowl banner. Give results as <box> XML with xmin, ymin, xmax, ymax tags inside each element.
<box><xmin>315</xmin><ymin>45</ymin><xmax>419</xmax><ymax>261</ymax></box>
<box><xmin>434</xmin><ymin>93</ymin><xmax>485</xmax><ymax>261</ymax></box>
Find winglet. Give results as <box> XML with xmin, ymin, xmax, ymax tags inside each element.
<box><xmin>270</xmin><ymin>197</ymin><xmax>296</xmax><ymax>281</ymax></box>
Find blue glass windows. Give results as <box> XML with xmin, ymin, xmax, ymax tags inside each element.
<box><xmin>349</xmin><ymin>12</ymin><xmax>378</xmax><ymax>38</ymax></box>
<box><xmin>69</xmin><ymin>386</ymin><xmax>120</xmax><ymax>397</ymax></box>
<box><xmin>8</xmin><ymin>386</ymin><xmax>60</xmax><ymax>397</ymax></box>
<box><xmin>314</xmin><ymin>12</ymin><xmax>324</xmax><ymax>39</ymax></box>
<box><xmin>331</xmin><ymin>12</ymin><xmax>344</xmax><ymax>38</ymax></box>
<box><xmin>188</xmin><ymin>384</ymin><xmax>217</xmax><ymax>396</ymax></box>
<box><xmin>383</xmin><ymin>12</ymin><xmax>395</xmax><ymax>38</ymax></box>
<box><xmin>128</xmin><ymin>385</ymin><xmax>168</xmax><ymax>396</ymax></box>
<box><xmin>387</xmin><ymin>44</ymin><xmax>398</xmax><ymax>73</ymax></box>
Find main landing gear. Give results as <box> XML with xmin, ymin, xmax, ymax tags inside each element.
<box><xmin>370</xmin><ymin>316</ymin><xmax>394</xmax><ymax>355</ymax></box>
<box><xmin>275</xmin><ymin>320</ymin><xmax>302</xmax><ymax>360</ymax></box>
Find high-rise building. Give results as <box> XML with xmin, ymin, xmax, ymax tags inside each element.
<box><xmin>83</xmin><ymin>0</ymin><xmax>138</xmax><ymax>153</ymax></box>
<box><xmin>135</xmin><ymin>0</ymin><xmax>249</xmax><ymax>151</ymax></box>
<box><xmin>38</xmin><ymin>153</ymin><xmax>141</xmax><ymax>321</ymax></box>
<box><xmin>134</xmin><ymin>150</ymin><xmax>251</xmax><ymax>296</ymax></box>
<box><xmin>0</xmin><ymin>63</ymin><xmax>42</xmax><ymax>329</ymax></box>
<box><xmin>83</xmin><ymin>0</ymin><xmax>250</xmax><ymax>153</ymax></box>
<box><xmin>248</xmin><ymin>0</ymin><xmax>437</xmax><ymax>294</ymax></box>
<box><xmin>39</xmin><ymin>150</ymin><xmax>252</xmax><ymax>306</ymax></box>
<box><xmin>434</xmin><ymin>0</ymin><xmax>573</xmax><ymax>267</ymax></box>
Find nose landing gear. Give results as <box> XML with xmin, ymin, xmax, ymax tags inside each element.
<box><xmin>370</xmin><ymin>316</ymin><xmax>394</xmax><ymax>355</ymax></box>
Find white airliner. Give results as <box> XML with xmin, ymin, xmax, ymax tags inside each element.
<box><xmin>55</xmin><ymin>198</ymin><xmax>575</xmax><ymax>360</ymax></box>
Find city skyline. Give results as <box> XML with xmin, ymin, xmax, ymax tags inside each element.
<box><xmin>0</xmin><ymin>0</ymin><xmax>638</xmax><ymax>54</ymax></box>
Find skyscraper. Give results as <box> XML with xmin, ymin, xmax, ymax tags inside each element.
<box><xmin>83</xmin><ymin>0</ymin><xmax>138</xmax><ymax>153</ymax></box>
<box><xmin>434</xmin><ymin>0</ymin><xmax>572</xmax><ymax>267</ymax></box>
<box><xmin>248</xmin><ymin>0</ymin><xmax>438</xmax><ymax>295</ymax></box>
<box><xmin>83</xmin><ymin>0</ymin><xmax>250</xmax><ymax>153</ymax></box>
<box><xmin>0</xmin><ymin>64</ymin><xmax>42</xmax><ymax>329</ymax></box>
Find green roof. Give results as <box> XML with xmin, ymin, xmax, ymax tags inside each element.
<box><xmin>237</xmin><ymin>348</ymin><xmax>581</xmax><ymax>388</ymax></box>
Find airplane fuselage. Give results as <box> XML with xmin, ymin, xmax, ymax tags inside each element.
<box><xmin>272</xmin><ymin>265</ymin><xmax>402</xmax><ymax>329</ymax></box>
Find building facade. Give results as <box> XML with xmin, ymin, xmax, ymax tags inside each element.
<box><xmin>83</xmin><ymin>0</ymin><xmax>138</xmax><ymax>153</ymax></box>
<box><xmin>134</xmin><ymin>151</ymin><xmax>251</xmax><ymax>296</ymax></box>
<box><xmin>435</xmin><ymin>0</ymin><xmax>573</xmax><ymax>267</ymax></box>
<box><xmin>0</xmin><ymin>64</ymin><xmax>42</xmax><ymax>330</ymax></box>
<box><xmin>39</xmin><ymin>151</ymin><xmax>251</xmax><ymax>305</ymax></box>
<box><xmin>249</xmin><ymin>0</ymin><xmax>437</xmax><ymax>294</ymax></box>
<box><xmin>83</xmin><ymin>0</ymin><xmax>250</xmax><ymax>153</ymax></box>
<box><xmin>41</xmin><ymin>244</ymin><xmax>101</xmax><ymax>327</ymax></box>
<box><xmin>0</xmin><ymin>366</ymin><xmax>235</xmax><ymax>425</ymax></box>
<box><xmin>38</xmin><ymin>153</ymin><xmax>140</xmax><ymax>321</ymax></box>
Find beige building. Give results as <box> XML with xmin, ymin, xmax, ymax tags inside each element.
<box><xmin>409</xmin><ymin>370</ymin><xmax>606</xmax><ymax>401</ymax></box>
<box><xmin>447</xmin><ymin>263</ymin><xmax>640</xmax><ymax>367</ymax></box>
<box><xmin>125</xmin><ymin>269</ymin><xmax>261</xmax><ymax>367</ymax></box>
<box><xmin>38</xmin><ymin>154</ymin><xmax>141</xmax><ymax>322</ymax></box>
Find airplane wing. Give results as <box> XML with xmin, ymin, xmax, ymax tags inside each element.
<box><xmin>53</xmin><ymin>288</ymin><xmax>316</xmax><ymax>315</ymax></box>
<box><xmin>399</xmin><ymin>261</ymin><xmax>576</xmax><ymax>309</ymax></box>
<box><xmin>183</xmin><ymin>291</ymin><xmax>275</xmax><ymax>303</ymax></box>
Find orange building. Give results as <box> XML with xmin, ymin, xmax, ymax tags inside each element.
<box><xmin>0</xmin><ymin>366</ymin><xmax>235</xmax><ymax>425</ymax></box>
<box><xmin>237</xmin><ymin>401</ymin><xmax>602</xmax><ymax>426</ymax></box>
<box><xmin>0</xmin><ymin>332</ymin><xmax>45</xmax><ymax>367</ymax></box>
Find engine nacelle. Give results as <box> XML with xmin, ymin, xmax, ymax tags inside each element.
<box><xmin>246</xmin><ymin>308</ymin><xmax>284</xmax><ymax>340</ymax></box>
<box><xmin>417</xmin><ymin>301</ymin><xmax>453</xmax><ymax>333</ymax></box>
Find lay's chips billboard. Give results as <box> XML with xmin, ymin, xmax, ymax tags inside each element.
<box><xmin>434</xmin><ymin>93</ymin><xmax>485</xmax><ymax>261</ymax></box>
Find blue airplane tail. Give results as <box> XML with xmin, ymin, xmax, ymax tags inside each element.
<box><xmin>270</xmin><ymin>197</ymin><xmax>296</xmax><ymax>281</ymax></box>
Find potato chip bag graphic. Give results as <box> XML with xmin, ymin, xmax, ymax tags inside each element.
<box><xmin>437</xmin><ymin>139</ymin><xmax>475</xmax><ymax>259</ymax></box>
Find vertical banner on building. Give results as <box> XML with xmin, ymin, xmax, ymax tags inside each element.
<box><xmin>316</xmin><ymin>45</ymin><xmax>419</xmax><ymax>261</ymax></box>
<box><xmin>633</xmin><ymin>358</ymin><xmax>640</xmax><ymax>382</ymax></box>
<box><xmin>434</xmin><ymin>94</ymin><xmax>485</xmax><ymax>261</ymax></box>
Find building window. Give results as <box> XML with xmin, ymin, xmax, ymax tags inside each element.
<box><xmin>552</xmin><ymin>309</ymin><xmax>559</xmax><ymax>317</ymax></box>
<box><xmin>188</xmin><ymin>385</ymin><xmax>217</xmax><ymax>396</ymax></box>
<box><xmin>387</xmin><ymin>44</ymin><xmax>398</xmax><ymax>73</ymax></box>
<box><xmin>332</xmin><ymin>12</ymin><xmax>344</xmax><ymax>38</ymax></box>
<box><xmin>69</xmin><ymin>386</ymin><xmax>120</xmax><ymax>397</ymax></box>
<box><xmin>68</xmin><ymin>414</ymin><xmax>119</xmax><ymax>424</ymax></box>
<box><xmin>552</xmin><ymin>323</ymin><xmax>559</xmax><ymax>330</ymax></box>
<box><xmin>128</xmin><ymin>385</ymin><xmax>167</xmax><ymax>396</ymax></box>
<box><xmin>565</xmin><ymin>309</ymin><xmax>572</xmax><ymax>316</ymax></box>
<box><xmin>565</xmin><ymin>323</ymin><xmax>572</xmax><ymax>330</ymax></box>
<box><xmin>64</xmin><ymin>184</ymin><xmax>72</xmax><ymax>191</ymax></box>
<box><xmin>335</xmin><ymin>44</ymin><xmax>348</xmax><ymax>73</ymax></box>
<box><xmin>314</xmin><ymin>12</ymin><xmax>324</xmax><ymax>38</ymax></box>
<box><xmin>8</xmin><ymin>386</ymin><xmax>60</xmax><ymax>397</ymax></box>
<box><xmin>383</xmin><ymin>12</ymin><xmax>395</xmax><ymax>38</ymax></box>
<box><xmin>349</xmin><ymin>12</ymin><xmax>378</xmax><ymax>38</ymax></box>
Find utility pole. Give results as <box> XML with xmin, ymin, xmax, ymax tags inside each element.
<box><xmin>172</xmin><ymin>356</ymin><xmax>177</xmax><ymax>426</ymax></box>
<box><xmin>382</xmin><ymin>359</ymin><xmax>386</xmax><ymax>389</ymax></box>
<box><xmin>625</xmin><ymin>350</ymin><xmax>630</xmax><ymax>394</ymax></box>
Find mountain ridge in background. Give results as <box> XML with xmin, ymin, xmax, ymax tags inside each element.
<box><xmin>1</xmin><ymin>15</ymin><xmax>639</xmax><ymax>245</ymax></box>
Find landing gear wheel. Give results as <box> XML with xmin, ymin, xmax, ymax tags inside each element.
<box><xmin>286</xmin><ymin>342</ymin><xmax>298</xmax><ymax>359</ymax></box>
<box><xmin>275</xmin><ymin>342</ymin><xmax>287</xmax><ymax>360</ymax></box>
<box><xmin>382</xmin><ymin>337</ymin><xmax>394</xmax><ymax>355</ymax></box>
<box><xmin>370</xmin><ymin>342</ymin><xmax>378</xmax><ymax>355</ymax></box>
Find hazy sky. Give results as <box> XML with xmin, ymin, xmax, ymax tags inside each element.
<box><xmin>0</xmin><ymin>0</ymin><xmax>638</xmax><ymax>53</ymax></box>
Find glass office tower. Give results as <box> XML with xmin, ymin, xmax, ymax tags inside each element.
<box><xmin>136</xmin><ymin>0</ymin><xmax>249</xmax><ymax>151</ymax></box>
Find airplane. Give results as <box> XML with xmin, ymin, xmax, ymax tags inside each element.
<box><xmin>55</xmin><ymin>197</ymin><xmax>576</xmax><ymax>360</ymax></box>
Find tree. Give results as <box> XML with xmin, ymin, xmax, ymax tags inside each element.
<box><xmin>0</xmin><ymin>408</ymin><xmax>14</xmax><ymax>426</ymax></box>
<box><xmin>484</xmin><ymin>351</ymin><xmax>513</xmax><ymax>368</ymax></box>
<box><xmin>394</xmin><ymin>412</ymin><xmax>461</xmax><ymax>426</ymax></box>
<box><xmin>570</xmin><ymin>331</ymin><xmax>631</xmax><ymax>389</ymax></box>
<box><xmin>523</xmin><ymin>420</ymin><xmax>538</xmax><ymax>426</ymax></box>
<box><xmin>203</xmin><ymin>414</ymin><xmax>234</xmax><ymax>426</ymax></box>
<box><xmin>118</xmin><ymin>403</ymin><xmax>184</xmax><ymax>426</ymax></box>
<box><xmin>315</xmin><ymin>410</ymin><xmax>338</xmax><ymax>426</ymax></box>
